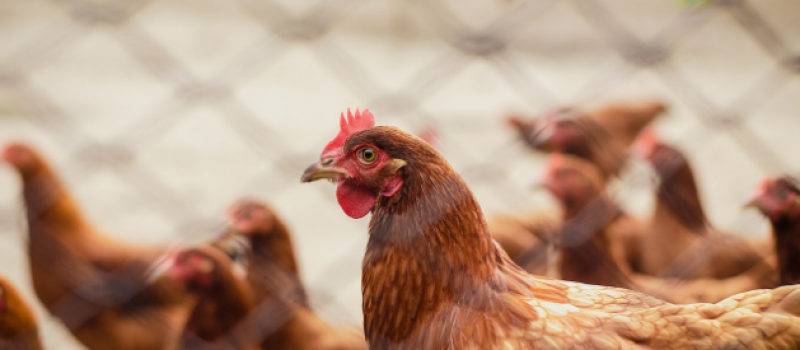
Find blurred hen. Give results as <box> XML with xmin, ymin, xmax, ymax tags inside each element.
<box><xmin>216</xmin><ymin>199</ymin><xmax>367</xmax><ymax>350</ymax></box>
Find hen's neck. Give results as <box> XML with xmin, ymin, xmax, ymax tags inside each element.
<box><xmin>369</xmin><ymin>160</ymin><xmax>497</xmax><ymax>275</ymax></box>
<box><xmin>558</xmin><ymin>196</ymin><xmax>627</xmax><ymax>287</ymax></box>
<box><xmin>21</xmin><ymin>165</ymin><xmax>87</xmax><ymax>235</ymax></box>
<box><xmin>771</xmin><ymin>217</ymin><xmax>800</xmax><ymax>286</ymax></box>
<box><xmin>654</xmin><ymin>156</ymin><xmax>708</xmax><ymax>234</ymax></box>
<box><xmin>363</xmin><ymin>158</ymin><xmax>499</xmax><ymax>346</ymax></box>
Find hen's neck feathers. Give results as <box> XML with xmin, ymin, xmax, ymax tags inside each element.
<box><xmin>20</xmin><ymin>159</ymin><xmax>89</xmax><ymax>236</ymax></box>
<box><xmin>771</xmin><ymin>217</ymin><xmax>800</xmax><ymax>286</ymax></box>
<box><xmin>653</xmin><ymin>146</ymin><xmax>708</xmax><ymax>234</ymax></box>
<box><xmin>354</xmin><ymin>127</ymin><xmax>567</xmax><ymax>348</ymax></box>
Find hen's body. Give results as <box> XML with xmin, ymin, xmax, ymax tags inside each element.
<box><xmin>306</xmin><ymin>123</ymin><xmax>800</xmax><ymax>350</ymax></box>
<box><xmin>638</xmin><ymin>142</ymin><xmax>769</xmax><ymax>282</ymax></box>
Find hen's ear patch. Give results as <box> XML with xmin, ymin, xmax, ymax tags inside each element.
<box><xmin>321</xmin><ymin>108</ymin><xmax>375</xmax><ymax>158</ymax></box>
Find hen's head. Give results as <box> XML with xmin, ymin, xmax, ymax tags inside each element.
<box><xmin>0</xmin><ymin>142</ymin><xmax>46</xmax><ymax>178</ymax></box>
<box><xmin>747</xmin><ymin>176</ymin><xmax>800</xmax><ymax>222</ymax></box>
<box><xmin>226</xmin><ymin>199</ymin><xmax>276</xmax><ymax>236</ymax></box>
<box><xmin>166</xmin><ymin>249</ymin><xmax>219</xmax><ymax>292</ymax></box>
<box><xmin>302</xmin><ymin>109</ymin><xmax>436</xmax><ymax>219</ymax></box>
<box><xmin>508</xmin><ymin>107</ymin><xmax>587</xmax><ymax>153</ymax></box>
<box><xmin>632</xmin><ymin>129</ymin><xmax>685</xmax><ymax>177</ymax></box>
<box><xmin>542</xmin><ymin>154</ymin><xmax>605</xmax><ymax>212</ymax></box>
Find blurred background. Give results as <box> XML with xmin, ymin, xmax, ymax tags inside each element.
<box><xmin>0</xmin><ymin>0</ymin><xmax>798</xmax><ymax>348</ymax></box>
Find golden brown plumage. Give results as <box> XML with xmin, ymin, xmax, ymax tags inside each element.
<box><xmin>302</xmin><ymin>111</ymin><xmax>800</xmax><ymax>349</ymax></box>
<box><xmin>0</xmin><ymin>276</ymin><xmax>43</xmax><ymax>350</ymax></box>
<box><xmin>218</xmin><ymin>199</ymin><xmax>366</xmax><ymax>350</ymax></box>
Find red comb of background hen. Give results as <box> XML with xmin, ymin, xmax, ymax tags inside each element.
<box><xmin>321</xmin><ymin>108</ymin><xmax>375</xmax><ymax>159</ymax></box>
<box><xmin>632</xmin><ymin>127</ymin><xmax>660</xmax><ymax>157</ymax></box>
<box><xmin>752</xmin><ymin>176</ymin><xmax>773</xmax><ymax>198</ymax></box>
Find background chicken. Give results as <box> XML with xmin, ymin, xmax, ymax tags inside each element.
<box><xmin>0</xmin><ymin>275</ymin><xmax>43</xmax><ymax>350</ymax></box>
<box><xmin>302</xmin><ymin>111</ymin><xmax>800</xmax><ymax>349</ymax></box>
<box><xmin>632</xmin><ymin>130</ymin><xmax>771</xmax><ymax>282</ymax></box>
<box><xmin>220</xmin><ymin>199</ymin><xmax>366</xmax><ymax>350</ymax></box>
<box><xmin>748</xmin><ymin>175</ymin><xmax>800</xmax><ymax>286</ymax></box>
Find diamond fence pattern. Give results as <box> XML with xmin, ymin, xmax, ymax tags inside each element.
<box><xmin>0</xmin><ymin>0</ymin><xmax>797</xmax><ymax>349</ymax></box>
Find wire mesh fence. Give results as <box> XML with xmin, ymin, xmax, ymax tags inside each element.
<box><xmin>0</xmin><ymin>0</ymin><xmax>798</xmax><ymax>349</ymax></box>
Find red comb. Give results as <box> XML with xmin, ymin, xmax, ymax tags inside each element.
<box><xmin>631</xmin><ymin>127</ymin><xmax>660</xmax><ymax>156</ymax></box>
<box><xmin>321</xmin><ymin>108</ymin><xmax>375</xmax><ymax>158</ymax></box>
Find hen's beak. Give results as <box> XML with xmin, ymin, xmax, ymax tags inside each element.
<box><xmin>743</xmin><ymin>197</ymin><xmax>759</xmax><ymax>209</ymax></box>
<box><xmin>301</xmin><ymin>159</ymin><xmax>349</xmax><ymax>183</ymax></box>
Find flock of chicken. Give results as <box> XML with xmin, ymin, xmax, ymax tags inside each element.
<box><xmin>0</xmin><ymin>101</ymin><xmax>799</xmax><ymax>350</ymax></box>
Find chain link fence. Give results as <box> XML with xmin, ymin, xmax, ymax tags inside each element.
<box><xmin>0</xmin><ymin>0</ymin><xmax>797</xmax><ymax>348</ymax></box>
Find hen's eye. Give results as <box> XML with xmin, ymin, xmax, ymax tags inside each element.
<box><xmin>358</xmin><ymin>147</ymin><xmax>377</xmax><ymax>164</ymax></box>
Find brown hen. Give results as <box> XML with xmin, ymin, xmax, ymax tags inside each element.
<box><xmin>215</xmin><ymin>199</ymin><xmax>366</xmax><ymax>350</ymax></box>
<box><xmin>302</xmin><ymin>109</ymin><xmax>800</xmax><ymax>350</ymax></box>
<box><xmin>632</xmin><ymin>130</ymin><xmax>771</xmax><ymax>282</ymax></box>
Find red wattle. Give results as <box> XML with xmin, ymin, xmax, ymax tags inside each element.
<box><xmin>337</xmin><ymin>181</ymin><xmax>377</xmax><ymax>219</ymax></box>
